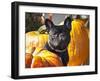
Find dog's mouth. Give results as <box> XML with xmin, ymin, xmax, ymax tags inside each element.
<box><xmin>48</xmin><ymin>41</ymin><xmax>67</xmax><ymax>52</ymax></box>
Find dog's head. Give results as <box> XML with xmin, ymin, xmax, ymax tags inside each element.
<box><xmin>45</xmin><ymin>16</ymin><xmax>72</xmax><ymax>51</ymax></box>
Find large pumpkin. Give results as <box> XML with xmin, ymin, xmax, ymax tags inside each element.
<box><xmin>67</xmin><ymin>19</ymin><xmax>89</xmax><ymax>66</ymax></box>
<box><xmin>31</xmin><ymin>47</ymin><xmax>63</xmax><ymax>68</ymax></box>
<box><xmin>26</xmin><ymin>31</ymin><xmax>48</xmax><ymax>54</ymax></box>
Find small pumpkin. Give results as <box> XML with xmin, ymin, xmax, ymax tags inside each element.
<box><xmin>31</xmin><ymin>47</ymin><xmax>63</xmax><ymax>68</ymax></box>
<box><xmin>26</xmin><ymin>31</ymin><xmax>48</xmax><ymax>54</ymax></box>
<box><xmin>25</xmin><ymin>53</ymin><xmax>33</xmax><ymax>68</ymax></box>
<box><xmin>67</xmin><ymin>19</ymin><xmax>89</xmax><ymax>66</ymax></box>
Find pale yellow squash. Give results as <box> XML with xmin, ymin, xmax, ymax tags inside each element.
<box><xmin>26</xmin><ymin>31</ymin><xmax>48</xmax><ymax>54</ymax></box>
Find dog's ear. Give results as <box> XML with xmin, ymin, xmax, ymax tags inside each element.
<box><xmin>64</xmin><ymin>16</ymin><xmax>72</xmax><ymax>31</ymax></box>
<box><xmin>45</xmin><ymin>19</ymin><xmax>54</xmax><ymax>32</ymax></box>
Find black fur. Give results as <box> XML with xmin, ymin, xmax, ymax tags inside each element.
<box><xmin>45</xmin><ymin>16</ymin><xmax>72</xmax><ymax>66</ymax></box>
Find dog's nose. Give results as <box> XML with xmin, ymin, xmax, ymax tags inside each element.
<box><xmin>54</xmin><ymin>42</ymin><xmax>59</xmax><ymax>47</ymax></box>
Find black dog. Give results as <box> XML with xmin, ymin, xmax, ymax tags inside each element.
<box><xmin>45</xmin><ymin>16</ymin><xmax>72</xmax><ymax>66</ymax></box>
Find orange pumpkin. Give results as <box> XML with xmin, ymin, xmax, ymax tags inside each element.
<box><xmin>26</xmin><ymin>31</ymin><xmax>48</xmax><ymax>54</ymax></box>
<box><xmin>67</xmin><ymin>19</ymin><xmax>89</xmax><ymax>66</ymax></box>
<box><xmin>25</xmin><ymin>53</ymin><xmax>33</xmax><ymax>68</ymax></box>
<box><xmin>31</xmin><ymin>47</ymin><xmax>63</xmax><ymax>68</ymax></box>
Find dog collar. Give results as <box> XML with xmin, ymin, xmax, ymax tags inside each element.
<box><xmin>48</xmin><ymin>42</ymin><xmax>67</xmax><ymax>52</ymax></box>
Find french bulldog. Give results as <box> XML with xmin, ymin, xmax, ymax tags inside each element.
<box><xmin>45</xmin><ymin>16</ymin><xmax>72</xmax><ymax>66</ymax></box>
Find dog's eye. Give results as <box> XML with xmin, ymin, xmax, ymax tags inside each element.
<box><xmin>51</xmin><ymin>34</ymin><xmax>57</xmax><ymax>38</ymax></box>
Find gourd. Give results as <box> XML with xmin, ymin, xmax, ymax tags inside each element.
<box><xmin>26</xmin><ymin>31</ymin><xmax>48</xmax><ymax>54</ymax></box>
<box><xmin>31</xmin><ymin>47</ymin><xmax>63</xmax><ymax>68</ymax></box>
<box><xmin>67</xmin><ymin>19</ymin><xmax>89</xmax><ymax>66</ymax></box>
